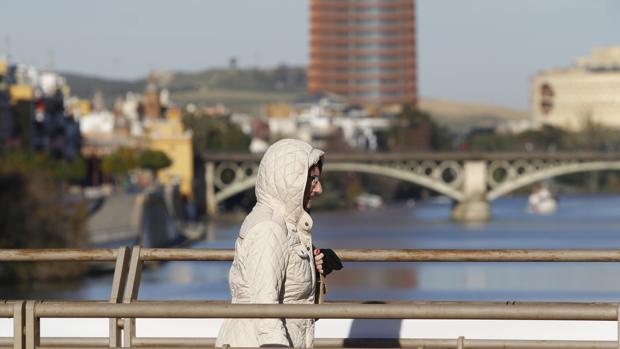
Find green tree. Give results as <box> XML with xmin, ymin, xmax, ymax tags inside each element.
<box><xmin>389</xmin><ymin>105</ymin><xmax>453</xmax><ymax>151</ymax></box>
<box><xmin>102</xmin><ymin>147</ymin><xmax>137</xmax><ymax>178</ymax></box>
<box><xmin>183</xmin><ymin>114</ymin><xmax>251</xmax><ymax>153</ymax></box>
<box><xmin>570</xmin><ymin>119</ymin><xmax>620</xmax><ymax>151</ymax></box>
<box><xmin>53</xmin><ymin>156</ymin><xmax>87</xmax><ymax>183</ymax></box>
<box><xmin>0</xmin><ymin>168</ymin><xmax>87</xmax><ymax>281</ymax></box>
<box><xmin>138</xmin><ymin>149</ymin><xmax>172</xmax><ymax>173</ymax></box>
<box><xmin>0</xmin><ymin>151</ymin><xmax>86</xmax><ymax>183</ymax></box>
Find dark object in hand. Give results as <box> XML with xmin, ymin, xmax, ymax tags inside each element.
<box><xmin>321</xmin><ymin>248</ymin><xmax>343</xmax><ymax>275</ymax></box>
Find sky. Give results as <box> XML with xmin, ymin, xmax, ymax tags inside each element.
<box><xmin>2</xmin><ymin>0</ymin><xmax>620</xmax><ymax>110</ymax></box>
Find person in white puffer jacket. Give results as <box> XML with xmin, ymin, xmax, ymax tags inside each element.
<box><xmin>216</xmin><ymin>139</ymin><xmax>326</xmax><ymax>348</ymax></box>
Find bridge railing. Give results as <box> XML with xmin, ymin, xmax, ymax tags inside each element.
<box><xmin>203</xmin><ymin>152</ymin><xmax>620</xmax><ymax>219</ymax></box>
<box><xmin>0</xmin><ymin>247</ymin><xmax>131</xmax><ymax>349</ymax></box>
<box><xmin>202</xmin><ymin>151</ymin><xmax>620</xmax><ymax>162</ymax></box>
<box><xmin>3</xmin><ymin>248</ymin><xmax>620</xmax><ymax>349</ymax></box>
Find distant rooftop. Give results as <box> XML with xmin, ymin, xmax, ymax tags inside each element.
<box><xmin>576</xmin><ymin>47</ymin><xmax>620</xmax><ymax>71</ymax></box>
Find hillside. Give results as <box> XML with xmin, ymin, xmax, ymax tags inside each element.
<box><xmin>63</xmin><ymin>67</ymin><xmax>529</xmax><ymax>126</ymax></box>
<box><xmin>63</xmin><ymin>66</ymin><xmax>307</xmax><ymax>114</ymax></box>
<box><xmin>61</xmin><ymin>72</ymin><xmax>146</xmax><ymax>101</ymax></box>
<box><xmin>418</xmin><ymin>98</ymin><xmax>530</xmax><ymax>131</ymax></box>
<box><xmin>168</xmin><ymin>68</ymin><xmax>307</xmax><ymax>114</ymax></box>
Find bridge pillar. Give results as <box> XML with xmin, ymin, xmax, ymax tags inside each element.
<box><xmin>206</xmin><ymin>162</ymin><xmax>219</xmax><ymax>217</ymax></box>
<box><xmin>451</xmin><ymin>160</ymin><xmax>490</xmax><ymax>222</ymax></box>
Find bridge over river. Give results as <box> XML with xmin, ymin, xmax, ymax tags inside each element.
<box><xmin>204</xmin><ymin>152</ymin><xmax>620</xmax><ymax>221</ymax></box>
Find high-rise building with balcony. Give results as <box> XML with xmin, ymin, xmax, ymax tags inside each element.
<box><xmin>309</xmin><ymin>0</ymin><xmax>417</xmax><ymax>107</ymax></box>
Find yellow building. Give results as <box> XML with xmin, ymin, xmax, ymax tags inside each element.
<box><xmin>148</xmin><ymin>107</ymin><xmax>194</xmax><ymax>197</ymax></box>
<box><xmin>9</xmin><ymin>84</ymin><xmax>33</xmax><ymax>104</ymax></box>
<box><xmin>265</xmin><ymin>103</ymin><xmax>295</xmax><ymax>118</ymax></box>
<box><xmin>67</xmin><ymin>99</ymin><xmax>91</xmax><ymax>118</ymax></box>
<box><xmin>78</xmin><ymin>99</ymin><xmax>91</xmax><ymax>117</ymax></box>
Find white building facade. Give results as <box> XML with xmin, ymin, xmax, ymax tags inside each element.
<box><xmin>268</xmin><ymin>98</ymin><xmax>392</xmax><ymax>151</ymax></box>
<box><xmin>531</xmin><ymin>47</ymin><xmax>620</xmax><ymax>131</ymax></box>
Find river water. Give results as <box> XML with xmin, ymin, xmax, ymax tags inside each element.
<box><xmin>4</xmin><ymin>194</ymin><xmax>620</xmax><ymax>303</ymax></box>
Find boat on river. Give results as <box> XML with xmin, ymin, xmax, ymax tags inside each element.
<box><xmin>355</xmin><ymin>193</ymin><xmax>383</xmax><ymax>210</ymax></box>
<box><xmin>527</xmin><ymin>185</ymin><xmax>557</xmax><ymax>214</ymax></box>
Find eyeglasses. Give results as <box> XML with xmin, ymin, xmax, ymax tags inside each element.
<box><xmin>308</xmin><ymin>175</ymin><xmax>320</xmax><ymax>186</ymax></box>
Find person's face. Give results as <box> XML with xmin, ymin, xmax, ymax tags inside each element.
<box><xmin>303</xmin><ymin>165</ymin><xmax>323</xmax><ymax>211</ymax></box>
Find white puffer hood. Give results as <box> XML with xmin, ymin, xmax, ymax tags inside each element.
<box><xmin>255</xmin><ymin>139</ymin><xmax>324</xmax><ymax>225</ymax></box>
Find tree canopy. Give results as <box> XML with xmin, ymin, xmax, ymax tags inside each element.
<box><xmin>138</xmin><ymin>149</ymin><xmax>172</xmax><ymax>173</ymax></box>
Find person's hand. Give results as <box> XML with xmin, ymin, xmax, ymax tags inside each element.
<box><xmin>320</xmin><ymin>249</ymin><xmax>343</xmax><ymax>276</ymax></box>
<box><xmin>314</xmin><ymin>248</ymin><xmax>324</xmax><ymax>274</ymax></box>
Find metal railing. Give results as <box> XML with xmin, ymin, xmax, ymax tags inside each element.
<box><xmin>0</xmin><ymin>247</ymin><xmax>130</xmax><ymax>349</ymax></box>
<box><xmin>201</xmin><ymin>151</ymin><xmax>620</xmax><ymax>162</ymax></box>
<box><xmin>2</xmin><ymin>247</ymin><xmax>620</xmax><ymax>349</ymax></box>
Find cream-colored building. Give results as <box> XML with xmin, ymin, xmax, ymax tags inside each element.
<box><xmin>532</xmin><ymin>47</ymin><xmax>620</xmax><ymax>130</ymax></box>
<box><xmin>148</xmin><ymin>108</ymin><xmax>194</xmax><ymax>197</ymax></box>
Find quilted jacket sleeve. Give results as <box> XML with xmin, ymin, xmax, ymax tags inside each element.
<box><xmin>244</xmin><ymin>222</ymin><xmax>290</xmax><ymax>347</ymax></box>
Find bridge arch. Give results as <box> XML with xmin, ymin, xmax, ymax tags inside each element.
<box><xmin>327</xmin><ymin>162</ymin><xmax>464</xmax><ymax>201</ymax></box>
<box><xmin>213</xmin><ymin>162</ymin><xmax>465</xmax><ymax>203</ymax></box>
<box><xmin>214</xmin><ymin>176</ymin><xmax>257</xmax><ymax>202</ymax></box>
<box><xmin>488</xmin><ymin>161</ymin><xmax>620</xmax><ymax>200</ymax></box>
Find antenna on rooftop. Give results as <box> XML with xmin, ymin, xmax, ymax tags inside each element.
<box><xmin>3</xmin><ymin>35</ymin><xmax>10</xmax><ymax>61</ymax></box>
<box><xmin>47</xmin><ymin>48</ymin><xmax>55</xmax><ymax>72</ymax></box>
<box><xmin>253</xmin><ymin>50</ymin><xmax>260</xmax><ymax>69</ymax></box>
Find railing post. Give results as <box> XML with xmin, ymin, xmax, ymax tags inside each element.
<box><xmin>24</xmin><ymin>301</ymin><xmax>38</xmax><ymax>349</ymax></box>
<box><xmin>617</xmin><ymin>304</ymin><xmax>620</xmax><ymax>349</ymax></box>
<box><xmin>122</xmin><ymin>246</ymin><xmax>143</xmax><ymax>347</ymax></box>
<box><xmin>109</xmin><ymin>247</ymin><xmax>131</xmax><ymax>348</ymax></box>
<box><xmin>13</xmin><ymin>301</ymin><xmax>25</xmax><ymax>349</ymax></box>
<box><xmin>457</xmin><ymin>336</ymin><xmax>465</xmax><ymax>349</ymax></box>
<box><xmin>206</xmin><ymin>161</ymin><xmax>218</xmax><ymax>217</ymax></box>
